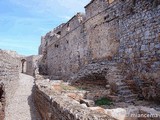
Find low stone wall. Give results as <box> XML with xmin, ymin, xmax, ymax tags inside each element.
<box><xmin>33</xmin><ymin>81</ymin><xmax>115</xmax><ymax>120</ymax></box>
<box><xmin>34</xmin><ymin>79</ymin><xmax>160</xmax><ymax>120</ymax></box>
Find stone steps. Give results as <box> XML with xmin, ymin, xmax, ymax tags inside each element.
<box><xmin>117</xmin><ymin>82</ymin><xmax>137</xmax><ymax>102</ymax></box>
<box><xmin>119</xmin><ymin>90</ymin><xmax>132</xmax><ymax>95</ymax></box>
<box><xmin>124</xmin><ymin>94</ymin><xmax>138</xmax><ymax>101</ymax></box>
<box><xmin>118</xmin><ymin>86</ymin><xmax>129</xmax><ymax>91</ymax></box>
<box><xmin>118</xmin><ymin>86</ymin><xmax>137</xmax><ymax>103</ymax></box>
<box><xmin>110</xmin><ymin>64</ymin><xmax>137</xmax><ymax>103</ymax></box>
<box><xmin>112</xmin><ymin>76</ymin><xmax>124</xmax><ymax>80</ymax></box>
<box><xmin>115</xmin><ymin>82</ymin><xmax>126</xmax><ymax>86</ymax></box>
<box><xmin>125</xmin><ymin>99</ymin><xmax>136</xmax><ymax>103</ymax></box>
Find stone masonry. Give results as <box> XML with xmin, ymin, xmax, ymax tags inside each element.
<box><xmin>39</xmin><ymin>0</ymin><xmax>160</xmax><ymax>102</ymax></box>
<box><xmin>0</xmin><ymin>50</ymin><xmax>20</xmax><ymax>119</ymax></box>
<box><xmin>34</xmin><ymin>78</ymin><xmax>160</xmax><ymax>120</ymax></box>
<box><xmin>25</xmin><ymin>55</ymin><xmax>42</xmax><ymax>76</ymax></box>
<box><xmin>33</xmin><ymin>80</ymin><xmax>116</xmax><ymax>120</ymax></box>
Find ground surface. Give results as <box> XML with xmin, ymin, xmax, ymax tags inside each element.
<box><xmin>5</xmin><ymin>73</ymin><xmax>41</xmax><ymax>120</ymax></box>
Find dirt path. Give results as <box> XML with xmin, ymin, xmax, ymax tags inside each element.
<box><xmin>5</xmin><ymin>73</ymin><xmax>41</xmax><ymax>120</ymax></box>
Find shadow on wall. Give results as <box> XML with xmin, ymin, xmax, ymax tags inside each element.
<box><xmin>0</xmin><ymin>83</ymin><xmax>5</xmax><ymax>120</ymax></box>
<box><xmin>27</xmin><ymin>86</ymin><xmax>42</xmax><ymax>120</ymax></box>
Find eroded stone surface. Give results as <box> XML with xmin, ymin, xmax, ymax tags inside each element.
<box><xmin>34</xmin><ymin>79</ymin><xmax>160</xmax><ymax>120</ymax></box>
<box><xmin>34</xmin><ymin>80</ymin><xmax>115</xmax><ymax>120</ymax></box>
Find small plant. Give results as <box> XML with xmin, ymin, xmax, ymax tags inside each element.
<box><xmin>95</xmin><ymin>97</ymin><xmax>112</xmax><ymax>106</ymax></box>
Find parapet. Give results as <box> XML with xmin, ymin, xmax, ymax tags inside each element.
<box><xmin>41</xmin><ymin>12</ymin><xmax>86</xmax><ymax>48</ymax></box>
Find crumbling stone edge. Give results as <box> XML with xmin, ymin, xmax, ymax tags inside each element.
<box><xmin>33</xmin><ymin>83</ymin><xmax>115</xmax><ymax>120</ymax></box>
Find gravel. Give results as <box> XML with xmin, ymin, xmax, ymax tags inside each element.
<box><xmin>5</xmin><ymin>73</ymin><xmax>41</xmax><ymax>120</ymax></box>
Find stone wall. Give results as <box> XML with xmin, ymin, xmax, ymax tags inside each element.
<box><xmin>34</xmin><ymin>78</ymin><xmax>160</xmax><ymax>120</ymax></box>
<box><xmin>3</xmin><ymin>50</ymin><xmax>24</xmax><ymax>73</ymax></box>
<box><xmin>44</xmin><ymin>13</ymin><xmax>88</xmax><ymax>79</ymax></box>
<box><xmin>25</xmin><ymin>55</ymin><xmax>42</xmax><ymax>76</ymax></box>
<box><xmin>114</xmin><ymin>0</ymin><xmax>160</xmax><ymax>102</ymax></box>
<box><xmin>39</xmin><ymin>0</ymin><xmax>160</xmax><ymax>101</ymax></box>
<box><xmin>84</xmin><ymin>0</ymin><xmax>160</xmax><ymax>101</ymax></box>
<box><xmin>0</xmin><ymin>50</ymin><xmax>20</xmax><ymax>119</ymax></box>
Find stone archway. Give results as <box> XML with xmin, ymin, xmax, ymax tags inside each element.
<box><xmin>21</xmin><ymin>59</ymin><xmax>26</xmax><ymax>73</ymax></box>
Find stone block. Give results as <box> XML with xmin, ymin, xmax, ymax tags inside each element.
<box><xmin>89</xmin><ymin>107</ymin><xmax>105</xmax><ymax>113</ymax></box>
<box><xmin>139</xmin><ymin>107</ymin><xmax>160</xmax><ymax>120</ymax></box>
<box><xmin>108</xmin><ymin>0</ymin><xmax>115</xmax><ymax>4</ymax></box>
<box><xmin>105</xmin><ymin>108</ymin><xmax>127</xmax><ymax>120</ymax></box>
<box><xmin>141</xmin><ymin>45</ymin><xmax>147</xmax><ymax>51</ymax></box>
<box><xmin>80</xmin><ymin>99</ymin><xmax>95</xmax><ymax>107</ymax></box>
<box><xmin>67</xmin><ymin>93</ymin><xmax>83</xmax><ymax>101</ymax></box>
<box><xmin>107</xmin><ymin>95</ymin><xmax>120</xmax><ymax>102</ymax></box>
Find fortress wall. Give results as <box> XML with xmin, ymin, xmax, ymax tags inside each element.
<box><xmin>39</xmin><ymin>0</ymin><xmax>160</xmax><ymax>100</ymax></box>
<box><xmin>40</xmin><ymin>0</ymin><xmax>160</xmax><ymax>78</ymax></box>
<box><xmin>47</xmin><ymin>18</ymin><xmax>88</xmax><ymax>79</ymax></box>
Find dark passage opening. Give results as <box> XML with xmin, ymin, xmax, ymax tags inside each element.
<box><xmin>21</xmin><ymin>59</ymin><xmax>26</xmax><ymax>73</ymax></box>
<box><xmin>0</xmin><ymin>83</ymin><xmax>5</xmax><ymax>120</ymax></box>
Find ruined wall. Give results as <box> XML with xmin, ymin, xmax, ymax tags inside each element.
<box><xmin>3</xmin><ymin>50</ymin><xmax>24</xmax><ymax>73</ymax></box>
<box><xmin>0</xmin><ymin>50</ymin><xmax>20</xmax><ymax>119</ymax></box>
<box><xmin>33</xmin><ymin>81</ymin><xmax>114</xmax><ymax>120</ymax></box>
<box><xmin>39</xmin><ymin>0</ymin><xmax>160</xmax><ymax>101</ymax></box>
<box><xmin>25</xmin><ymin>55</ymin><xmax>42</xmax><ymax>76</ymax></box>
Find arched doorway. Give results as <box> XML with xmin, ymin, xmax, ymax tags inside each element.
<box><xmin>21</xmin><ymin>59</ymin><xmax>26</xmax><ymax>73</ymax></box>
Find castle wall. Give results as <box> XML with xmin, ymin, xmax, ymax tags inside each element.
<box><xmin>39</xmin><ymin>0</ymin><xmax>160</xmax><ymax>100</ymax></box>
<box><xmin>46</xmin><ymin>14</ymin><xmax>88</xmax><ymax>79</ymax></box>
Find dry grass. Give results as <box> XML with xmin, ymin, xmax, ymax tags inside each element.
<box><xmin>52</xmin><ymin>83</ymin><xmax>78</xmax><ymax>92</ymax></box>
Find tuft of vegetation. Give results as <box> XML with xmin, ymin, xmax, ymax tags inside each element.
<box><xmin>95</xmin><ymin>97</ymin><xmax>112</xmax><ymax>106</ymax></box>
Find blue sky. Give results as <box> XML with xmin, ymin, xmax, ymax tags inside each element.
<box><xmin>0</xmin><ymin>0</ymin><xmax>90</xmax><ymax>56</ymax></box>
